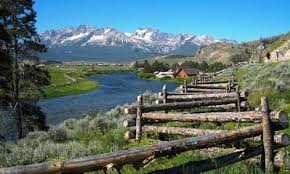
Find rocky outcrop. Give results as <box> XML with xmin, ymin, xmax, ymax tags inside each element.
<box><xmin>265</xmin><ymin>40</ymin><xmax>290</xmax><ymax>63</ymax></box>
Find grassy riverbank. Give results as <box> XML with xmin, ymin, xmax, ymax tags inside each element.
<box><xmin>44</xmin><ymin>65</ymin><xmax>131</xmax><ymax>98</ymax></box>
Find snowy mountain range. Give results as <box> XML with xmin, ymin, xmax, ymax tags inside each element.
<box><xmin>41</xmin><ymin>25</ymin><xmax>234</xmax><ymax>63</ymax></box>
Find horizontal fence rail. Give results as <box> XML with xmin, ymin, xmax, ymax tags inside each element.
<box><xmin>0</xmin><ymin>124</ymin><xmax>272</xmax><ymax>174</ymax></box>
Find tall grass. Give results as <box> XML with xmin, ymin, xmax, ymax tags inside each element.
<box><xmin>235</xmin><ymin>61</ymin><xmax>290</xmax><ymax>108</ymax></box>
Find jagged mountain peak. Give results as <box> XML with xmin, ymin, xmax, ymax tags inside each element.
<box><xmin>41</xmin><ymin>25</ymin><xmax>234</xmax><ymax>63</ymax></box>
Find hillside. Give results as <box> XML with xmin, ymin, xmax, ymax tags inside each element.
<box><xmin>264</xmin><ymin>32</ymin><xmax>290</xmax><ymax>62</ymax></box>
<box><xmin>194</xmin><ymin>41</ymin><xmax>261</xmax><ymax>64</ymax></box>
<box><xmin>192</xmin><ymin>32</ymin><xmax>290</xmax><ymax>65</ymax></box>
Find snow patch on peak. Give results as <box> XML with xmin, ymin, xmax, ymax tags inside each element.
<box><xmin>104</xmin><ymin>28</ymin><xmax>112</xmax><ymax>34</ymax></box>
<box><xmin>61</xmin><ymin>32</ymin><xmax>89</xmax><ymax>44</ymax></box>
<box><xmin>87</xmin><ymin>35</ymin><xmax>105</xmax><ymax>43</ymax></box>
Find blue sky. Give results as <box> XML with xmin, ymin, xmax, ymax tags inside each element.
<box><xmin>35</xmin><ymin>0</ymin><xmax>290</xmax><ymax>42</ymax></box>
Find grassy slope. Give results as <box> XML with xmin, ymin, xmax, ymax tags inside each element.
<box><xmin>266</xmin><ymin>32</ymin><xmax>290</xmax><ymax>54</ymax></box>
<box><xmin>44</xmin><ymin>66</ymin><xmax>100</xmax><ymax>98</ymax></box>
<box><xmin>44</xmin><ymin>65</ymin><xmax>131</xmax><ymax>98</ymax></box>
<box><xmin>235</xmin><ymin>61</ymin><xmax>290</xmax><ymax>108</ymax></box>
<box><xmin>194</xmin><ymin>42</ymin><xmax>260</xmax><ymax>64</ymax></box>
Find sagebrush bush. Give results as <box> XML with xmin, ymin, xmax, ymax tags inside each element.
<box><xmin>48</xmin><ymin>127</ymin><xmax>69</xmax><ymax>143</ymax></box>
<box><xmin>217</xmin><ymin>61</ymin><xmax>290</xmax><ymax>108</ymax></box>
<box><xmin>0</xmin><ymin>101</ymin><xmax>132</xmax><ymax>167</ymax></box>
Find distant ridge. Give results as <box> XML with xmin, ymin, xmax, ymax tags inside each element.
<box><xmin>40</xmin><ymin>25</ymin><xmax>235</xmax><ymax>63</ymax></box>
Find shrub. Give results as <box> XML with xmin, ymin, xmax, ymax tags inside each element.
<box><xmin>235</xmin><ymin>61</ymin><xmax>290</xmax><ymax>108</ymax></box>
<box><xmin>138</xmin><ymin>72</ymin><xmax>155</xmax><ymax>80</ymax></box>
<box><xmin>48</xmin><ymin>127</ymin><xmax>69</xmax><ymax>143</ymax></box>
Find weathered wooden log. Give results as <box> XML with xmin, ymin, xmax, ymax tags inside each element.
<box><xmin>206</xmin><ymin>101</ymin><xmax>249</xmax><ymax>111</ymax></box>
<box><xmin>124</xmin><ymin>98</ymin><xmax>241</xmax><ymax>114</ymax></box>
<box><xmin>274</xmin><ymin>151</ymin><xmax>290</xmax><ymax>169</ymax></box>
<box><xmin>180</xmin><ymin>86</ymin><xmax>228</xmax><ymax>93</ymax></box>
<box><xmin>190</xmin><ymin>83</ymin><xmax>235</xmax><ymax>88</ymax></box>
<box><xmin>159</xmin><ymin>90</ymin><xmax>247</xmax><ymax>97</ymax></box>
<box><xmin>143</xmin><ymin>126</ymin><xmax>224</xmax><ymax>137</ymax></box>
<box><xmin>166</xmin><ymin>92</ymin><xmax>241</xmax><ymax>98</ymax></box>
<box><xmin>125</xmin><ymin>126</ymin><xmax>290</xmax><ymax>145</ymax></box>
<box><xmin>0</xmin><ymin>124</ymin><xmax>266</xmax><ymax>174</ymax></box>
<box><xmin>143</xmin><ymin>98</ymin><xmax>240</xmax><ymax>113</ymax></box>
<box><xmin>123</xmin><ymin>117</ymin><xmax>168</xmax><ymax>128</ymax></box>
<box><xmin>123</xmin><ymin>118</ymin><xmax>136</xmax><ymax>127</ymax></box>
<box><xmin>191</xmin><ymin>80</ymin><xmax>230</xmax><ymax>84</ymax></box>
<box><xmin>181</xmin><ymin>84</ymin><xmax>229</xmax><ymax>90</ymax></box>
<box><xmin>150</xmin><ymin>144</ymin><xmax>287</xmax><ymax>174</ymax></box>
<box><xmin>124</xmin><ymin>106</ymin><xmax>137</xmax><ymax>115</ymax></box>
<box><xmin>184</xmin><ymin>80</ymin><xmax>187</xmax><ymax>93</ymax></box>
<box><xmin>236</xmin><ymin>86</ymin><xmax>241</xmax><ymax>112</ymax></box>
<box><xmin>157</xmin><ymin>92</ymin><xmax>246</xmax><ymax>103</ymax></box>
<box><xmin>141</xmin><ymin>110</ymin><xmax>288</xmax><ymax>128</ymax></box>
<box><xmin>244</xmin><ymin>133</ymin><xmax>290</xmax><ymax>145</ymax></box>
<box><xmin>136</xmin><ymin>95</ymin><xmax>143</xmax><ymax>143</ymax></box>
<box><xmin>162</xmin><ymin>84</ymin><xmax>167</xmax><ymax>104</ymax></box>
<box><xmin>155</xmin><ymin>98</ymin><xmax>246</xmax><ymax>105</ymax></box>
<box><xmin>261</xmin><ymin>97</ymin><xmax>274</xmax><ymax>172</ymax></box>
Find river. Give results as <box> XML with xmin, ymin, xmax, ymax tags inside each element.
<box><xmin>38</xmin><ymin>72</ymin><xmax>177</xmax><ymax>125</ymax></box>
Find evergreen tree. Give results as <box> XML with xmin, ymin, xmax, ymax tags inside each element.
<box><xmin>151</xmin><ymin>61</ymin><xmax>170</xmax><ymax>72</ymax></box>
<box><xmin>143</xmin><ymin>60</ymin><xmax>152</xmax><ymax>73</ymax></box>
<box><xmin>133</xmin><ymin>60</ymin><xmax>139</xmax><ymax>71</ymax></box>
<box><xmin>0</xmin><ymin>0</ymin><xmax>50</xmax><ymax>138</ymax></box>
<box><xmin>0</xmin><ymin>25</ymin><xmax>12</xmax><ymax>104</ymax></box>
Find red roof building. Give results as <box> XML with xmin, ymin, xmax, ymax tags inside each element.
<box><xmin>174</xmin><ymin>66</ymin><xmax>202</xmax><ymax>78</ymax></box>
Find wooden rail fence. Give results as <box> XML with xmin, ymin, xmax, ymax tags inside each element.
<box><xmin>122</xmin><ymin>78</ymin><xmax>290</xmax><ymax>173</ymax></box>
<box><xmin>1</xmin><ymin>77</ymin><xmax>290</xmax><ymax>174</ymax></box>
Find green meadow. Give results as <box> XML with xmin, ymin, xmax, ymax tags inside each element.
<box><xmin>43</xmin><ymin>65</ymin><xmax>131</xmax><ymax>98</ymax></box>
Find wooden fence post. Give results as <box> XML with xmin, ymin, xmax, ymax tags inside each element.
<box><xmin>162</xmin><ymin>84</ymin><xmax>167</xmax><ymax>104</ymax></box>
<box><xmin>235</xmin><ymin>86</ymin><xmax>241</xmax><ymax>112</ymax></box>
<box><xmin>184</xmin><ymin>80</ymin><xmax>187</xmax><ymax>93</ymax></box>
<box><xmin>226</xmin><ymin>80</ymin><xmax>231</xmax><ymax>92</ymax></box>
<box><xmin>136</xmin><ymin>95</ymin><xmax>143</xmax><ymax>143</ymax></box>
<box><xmin>231</xmin><ymin>75</ymin><xmax>235</xmax><ymax>85</ymax></box>
<box><xmin>261</xmin><ymin>97</ymin><xmax>274</xmax><ymax>172</ymax></box>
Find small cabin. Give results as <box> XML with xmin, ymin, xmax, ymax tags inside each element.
<box><xmin>174</xmin><ymin>66</ymin><xmax>202</xmax><ymax>78</ymax></box>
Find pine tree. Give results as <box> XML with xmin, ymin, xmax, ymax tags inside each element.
<box><xmin>143</xmin><ymin>60</ymin><xmax>152</xmax><ymax>73</ymax></box>
<box><xmin>0</xmin><ymin>25</ymin><xmax>12</xmax><ymax>104</ymax></box>
<box><xmin>0</xmin><ymin>0</ymin><xmax>50</xmax><ymax>138</ymax></box>
<box><xmin>133</xmin><ymin>60</ymin><xmax>139</xmax><ymax>71</ymax></box>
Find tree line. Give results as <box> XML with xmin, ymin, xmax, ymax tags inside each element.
<box><xmin>0</xmin><ymin>0</ymin><xmax>50</xmax><ymax>139</ymax></box>
<box><xmin>133</xmin><ymin>60</ymin><xmax>228</xmax><ymax>73</ymax></box>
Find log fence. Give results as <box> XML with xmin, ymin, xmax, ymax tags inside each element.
<box><xmin>1</xmin><ymin>77</ymin><xmax>290</xmax><ymax>174</ymax></box>
<box><xmin>121</xmin><ymin>77</ymin><xmax>290</xmax><ymax>173</ymax></box>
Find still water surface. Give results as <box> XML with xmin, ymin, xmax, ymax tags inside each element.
<box><xmin>38</xmin><ymin>72</ymin><xmax>177</xmax><ymax>125</ymax></box>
